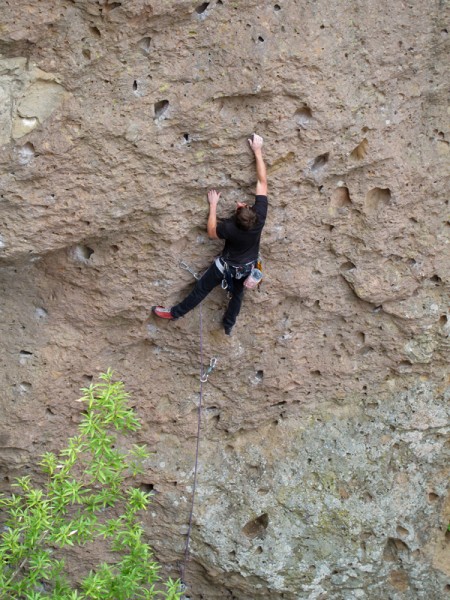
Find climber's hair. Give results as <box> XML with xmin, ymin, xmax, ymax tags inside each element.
<box><xmin>236</xmin><ymin>205</ymin><xmax>258</xmax><ymax>231</ymax></box>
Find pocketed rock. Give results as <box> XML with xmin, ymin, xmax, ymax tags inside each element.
<box><xmin>0</xmin><ymin>1</ymin><xmax>449</xmax><ymax>598</ymax></box>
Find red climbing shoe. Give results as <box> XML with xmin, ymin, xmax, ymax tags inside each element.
<box><xmin>152</xmin><ymin>306</ymin><xmax>175</xmax><ymax>320</ymax></box>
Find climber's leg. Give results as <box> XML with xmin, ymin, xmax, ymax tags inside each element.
<box><xmin>164</xmin><ymin>262</ymin><xmax>222</xmax><ymax>319</ymax></box>
<box><xmin>222</xmin><ymin>277</ymin><xmax>245</xmax><ymax>335</ymax></box>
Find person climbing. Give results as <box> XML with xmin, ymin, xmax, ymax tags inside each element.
<box><xmin>152</xmin><ymin>133</ymin><xmax>268</xmax><ymax>335</ymax></box>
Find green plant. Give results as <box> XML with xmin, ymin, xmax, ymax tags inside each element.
<box><xmin>0</xmin><ymin>370</ymin><xmax>182</xmax><ymax>600</ymax></box>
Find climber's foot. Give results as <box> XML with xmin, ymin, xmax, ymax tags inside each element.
<box><xmin>223</xmin><ymin>322</ymin><xmax>233</xmax><ymax>336</ymax></box>
<box><xmin>152</xmin><ymin>306</ymin><xmax>176</xmax><ymax>320</ymax></box>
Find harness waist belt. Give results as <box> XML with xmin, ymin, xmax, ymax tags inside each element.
<box><xmin>215</xmin><ymin>257</ymin><xmax>255</xmax><ymax>274</ymax></box>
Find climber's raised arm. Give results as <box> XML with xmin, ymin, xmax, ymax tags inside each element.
<box><xmin>248</xmin><ymin>134</ymin><xmax>267</xmax><ymax>196</ymax></box>
<box><xmin>206</xmin><ymin>189</ymin><xmax>220</xmax><ymax>239</ymax></box>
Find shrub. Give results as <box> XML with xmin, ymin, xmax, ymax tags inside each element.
<box><xmin>0</xmin><ymin>370</ymin><xmax>182</xmax><ymax>600</ymax></box>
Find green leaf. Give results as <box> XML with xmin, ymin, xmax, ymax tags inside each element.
<box><xmin>12</xmin><ymin>476</ymin><xmax>32</xmax><ymax>493</ymax></box>
<box><xmin>161</xmin><ymin>577</ymin><xmax>183</xmax><ymax>600</ymax></box>
<box><xmin>23</xmin><ymin>591</ymin><xmax>45</xmax><ymax>600</ymax></box>
<box><xmin>40</xmin><ymin>452</ymin><xmax>57</xmax><ymax>476</ymax></box>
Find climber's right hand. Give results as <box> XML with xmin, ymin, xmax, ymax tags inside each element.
<box><xmin>207</xmin><ymin>189</ymin><xmax>221</xmax><ymax>205</ymax></box>
<box><xmin>248</xmin><ymin>133</ymin><xmax>264</xmax><ymax>152</ymax></box>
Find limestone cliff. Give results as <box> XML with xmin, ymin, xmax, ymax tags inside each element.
<box><xmin>0</xmin><ymin>1</ymin><xmax>449</xmax><ymax>598</ymax></box>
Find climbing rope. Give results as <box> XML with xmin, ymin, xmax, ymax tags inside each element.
<box><xmin>178</xmin><ymin>261</ymin><xmax>217</xmax><ymax>593</ymax></box>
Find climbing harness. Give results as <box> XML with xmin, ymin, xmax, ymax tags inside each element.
<box><xmin>215</xmin><ymin>255</ymin><xmax>263</xmax><ymax>292</ymax></box>
<box><xmin>215</xmin><ymin>256</ymin><xmax>254</xmax><ymax>294</ymax></box>
<box><xmin>178</xmin><ymin>260</ymin><xmax>217</xmax><ymax>594</ymax></box>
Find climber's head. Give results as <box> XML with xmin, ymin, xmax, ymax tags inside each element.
<box><xmin>235</xmin><ymin>202</ymin><xmax>258</xmax><ymax>231</ymax></box>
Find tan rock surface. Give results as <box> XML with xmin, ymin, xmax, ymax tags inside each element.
<box><xmin>0</xmin><ymin>1</ymin><xmax>449</xmax><ymax>598</ymax></box>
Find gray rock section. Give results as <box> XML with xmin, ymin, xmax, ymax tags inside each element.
<box><xmin>0</xmin><ymin>0</ymin><xmax>449</xmax><ymax>598</ymax></box>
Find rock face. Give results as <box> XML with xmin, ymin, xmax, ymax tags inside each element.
<box><xmin>0</xmin><ymin>1</ymin><xmax>449</xmax><ymax>598</ymax></box>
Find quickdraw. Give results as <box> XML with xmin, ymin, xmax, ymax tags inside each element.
<box><xmin>179</xmin><ymin>260</ymin><xmax>200</xmax><ymax>280</ymax></box>
<box><xmin>200</xmin><ymin>356</ymin><xmax>217</xmax><ymax>382</ymax></box>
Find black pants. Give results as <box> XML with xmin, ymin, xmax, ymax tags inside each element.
<box><xmin>171</xmin><ymin>262</ymin><xmax>245</xmax><ymax>329</ymax></box>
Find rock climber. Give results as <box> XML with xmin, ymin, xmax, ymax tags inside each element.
<box><xmin>152</xmin><ymin>133</ymin><xmax>268</xmax><ymax>335</ymax></box>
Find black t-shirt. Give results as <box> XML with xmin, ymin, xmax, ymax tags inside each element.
<box><xmin>216</xmin><ymin>195</ymin><xmax>268</xmax><ymax>265</ymax></box>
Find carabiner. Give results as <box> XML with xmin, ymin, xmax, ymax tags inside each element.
<box><xmin>200</xmin><ymin>356</ymin><xmax>218</xmax><ymax>382</ymax></box>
